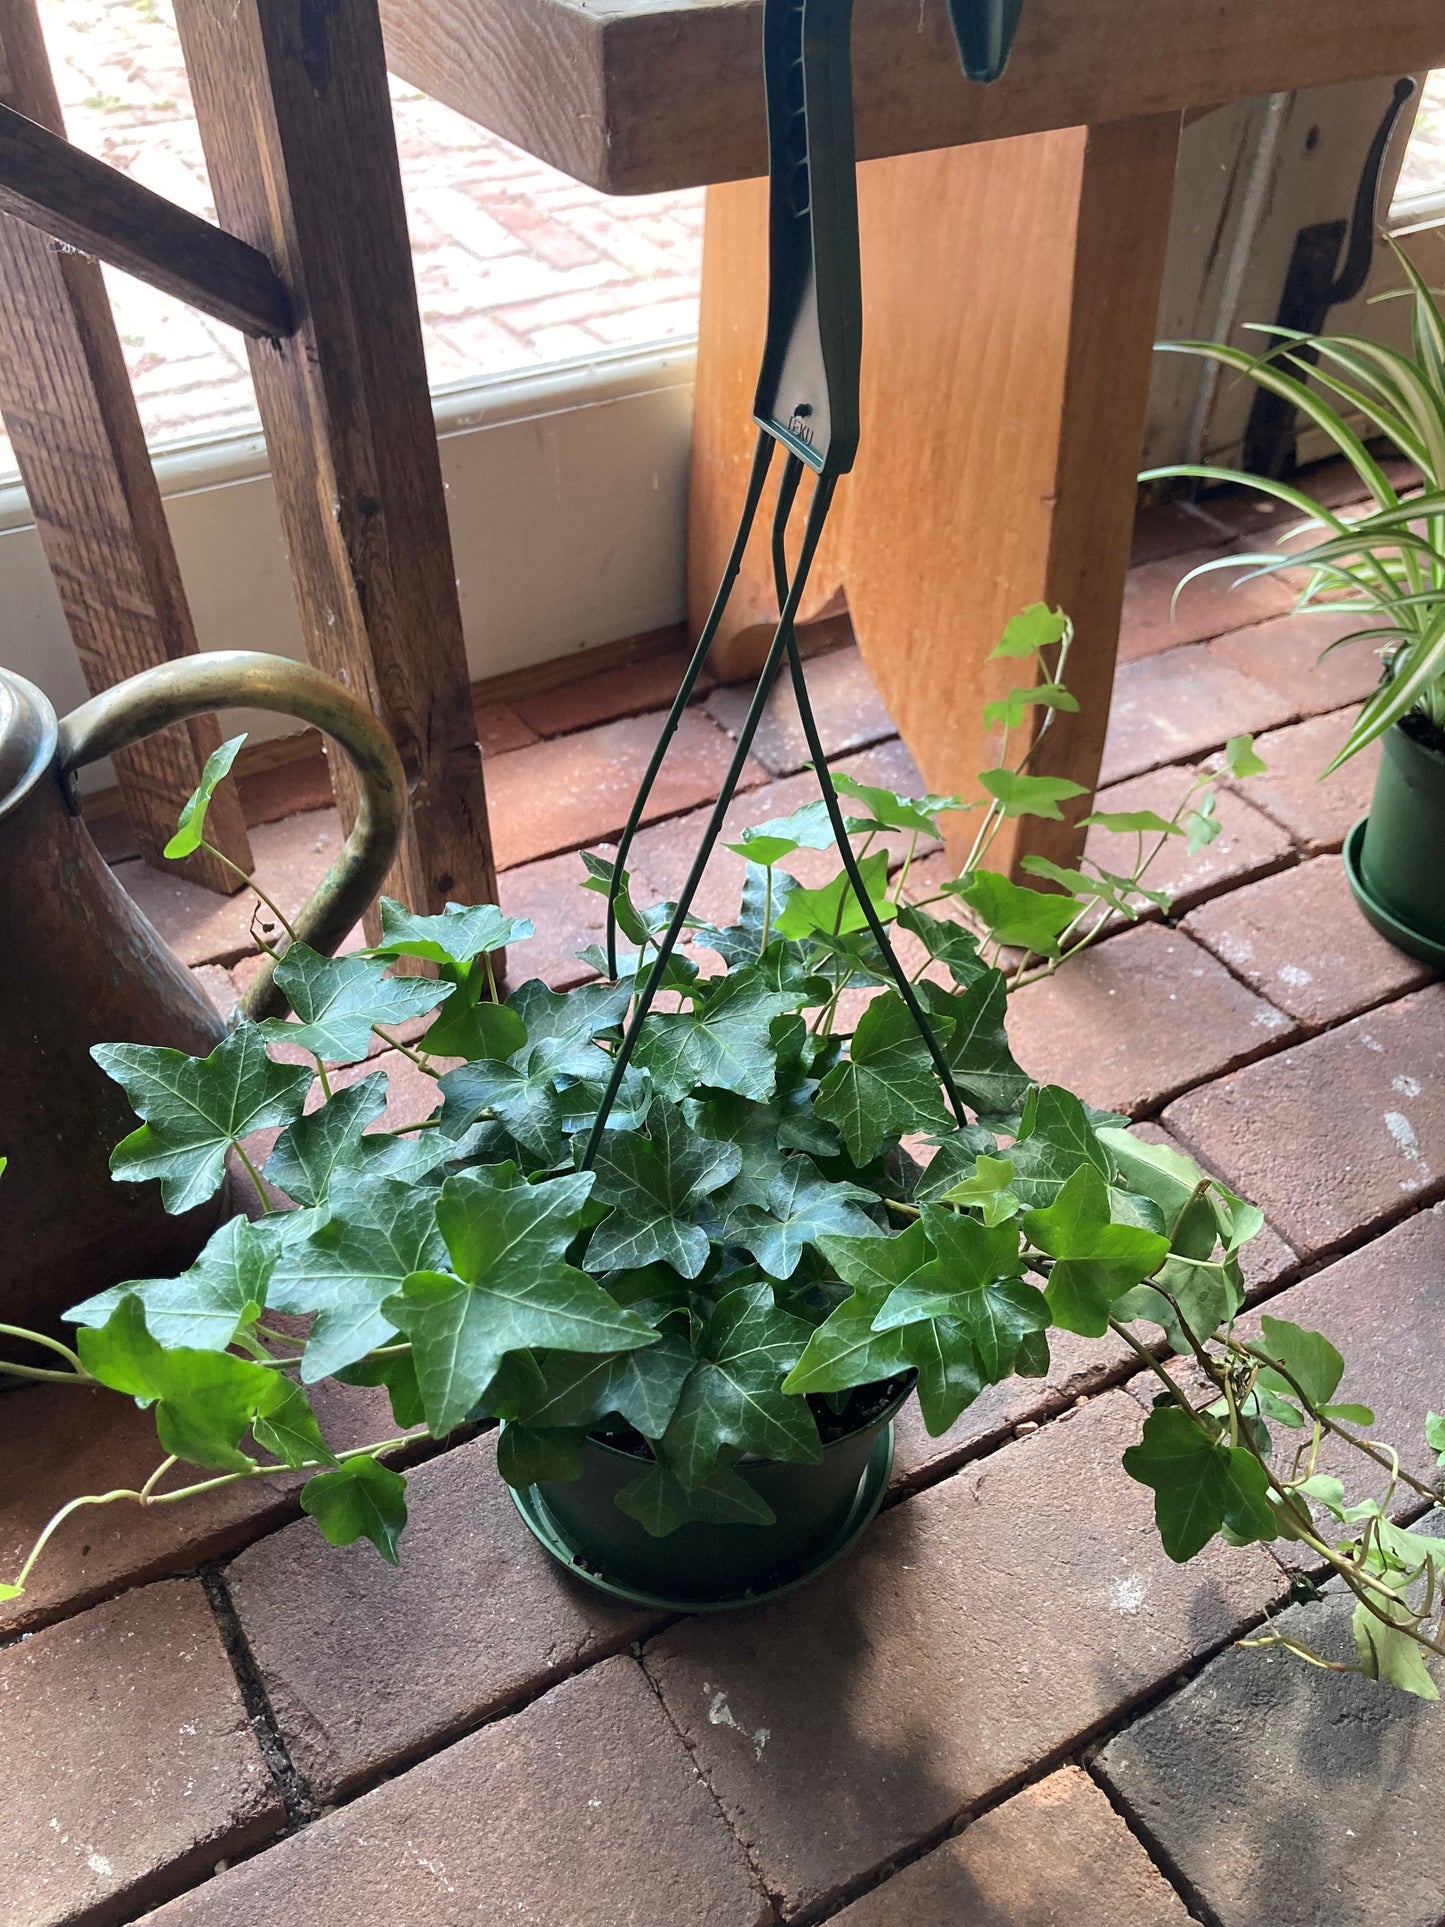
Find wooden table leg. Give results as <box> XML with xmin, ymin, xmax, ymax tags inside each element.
<box><xmin>175</xmin><ymin>0</ymin><xmax>496</xmax><ymax>922</ymax></box>
<box><xmin>688</xmin><ymin>116</ymin><xmax>1180</xmax><ymax>875</ymax></box>
<box><xmin>0</xmin><ymin>0</ymin><xmax>251</xmax><ymax>895</ymax></box>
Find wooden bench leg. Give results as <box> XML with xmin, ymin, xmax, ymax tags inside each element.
<box><xmin>688</xmin><ymin>116</ymin><xmax>1180</xmax><ymax>875</ymax></box>
<box><xmin>175</xmin><ymin>0</ymin><xmax>497</xmax><ymax>921</ymax></box>
<box><xmin>0</xmin><ymin>0</ymin><xmax>252</xmax><ymax>895</ymax></box>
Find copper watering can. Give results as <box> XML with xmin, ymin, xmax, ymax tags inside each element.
<box><xmin>0</xmin><ymin>650</ymin><xmax>406</xmax><ymax>1327</ymax></box>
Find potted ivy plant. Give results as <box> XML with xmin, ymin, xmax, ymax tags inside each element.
<box><xmin>1145</xmin><ymin>240</ymin><xmax>1445</xmax><ymax>964</ymax></box>
<box><xmin>3</xmin><ymin>607</ymin><xmax>1443</xmax><ymax>1694</ymax></box>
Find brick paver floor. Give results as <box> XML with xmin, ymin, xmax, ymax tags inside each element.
<box><xmin>0</xmin><ymin>0</ymin><xmax>704</xmax><ymax>473</ymax></box>
<box><xmin>5</xmin><ymin>457</ymin><xmax>1443</xmax><ymax>1925</ymax></box>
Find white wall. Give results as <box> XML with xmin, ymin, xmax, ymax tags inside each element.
<box><xmin>0</xmin><ymin>343</ymin><xmax>695</xmax><ymax>785</ymax></box>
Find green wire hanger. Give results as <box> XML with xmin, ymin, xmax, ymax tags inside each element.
<box><xmin>587</xmin><ymin>0</ymin><xmax>1024</xmax><ymax>1164</ymax></box>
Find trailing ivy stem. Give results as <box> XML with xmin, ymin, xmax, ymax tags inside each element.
<box><xmin>313</xmin><ymin>1053</ymin><xmax>332</xmax><ymax>1101</ymax></box>
<box><xmin>0</xmin><ymin>1324</ymin><xmax>86</xmax><ymax>1372</ymax></box>
<box><xmin>483</xmin><ymin>953</ymin><xmax>500</xmax><ymax>1004</ymax></box>
<box><xmin>233</xmin><ymin>1142</ymin><xmax>272</xmax><ymax>1214</ymax></box>
<box><xmin>372</xmin><ymin>1028</ymin><xmax>439</xmax><ymax>1076</ymax></box>
<box><xmin>1227</xmin><ymin>1337</ymin><xmax>1442</xmax><ymax>1505</ymax></box>
<box><xmin>202</xmin><ymin>840</ymin><xmax>297</xmax><ymax>946</ymax></box>
<box><xmin>140</xmin><ymin>1456</ymin><xmax>178</xmax><ymax>1500</ymax></box>
<box><xmin>0</xmin><ymin>1325</ymin><xmax>89</xmax><ymax>1387</ymax></box>
<box><xmin>761</xmin><ymin>868</ymin><xmax>773</xmax><ymax>955</ymax></box>
<box><xmin>1</xmin><ymin>1435</ymin><xmax>423</xmax><ymax>1596</ymax></box>
<box><xmin>1106</xmin><ymin>1318</ymin><xmax>1203</xmax><ymax>1421</ymax></box>
<box><xmin>884</xmin><ymin>1197</ymin><xmax>920</xmax><ymax>1219</ymax></box>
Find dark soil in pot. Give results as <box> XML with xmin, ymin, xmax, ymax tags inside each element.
<box><xmin>511</xmin><ymin>1375</ymin><xmax>914</xmax><ymax>1611</ymax></box>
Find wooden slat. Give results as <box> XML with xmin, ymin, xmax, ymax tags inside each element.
<box><xmin>0</xmin><ymin>102</ymin><xmax>291</xmax><ymax>340</ymax></box>
<box><xmin>380</xmin><ymin>0</ymin><xmax>1445</xmax><ymax>195</ymax></box>
<box><xmin>690</xmin><ymin>119</ymin><xmax>1180</xmax><ymax>877</ymax></box>
<box><xmin>0</xmin><ymin>0</ymin><xmax>251</xmax><ymax>895</ymax></box>
<box><xmin>175</xmin><ymin>0</ymin><xmax>497</xmax><ymax>928</ymax></box>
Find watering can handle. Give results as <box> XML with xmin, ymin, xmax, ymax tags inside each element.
<box><xmin>56</xmin><ymin>650</ymin><xmax>407</xmax><ymax>1024</ymax></box>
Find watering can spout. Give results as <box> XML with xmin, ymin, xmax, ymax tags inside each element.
<box><xmin>946</xmin><ymin>0</ymin><xmax>1025</xmax><ymax>83</ymax></box>
<box><xmin>1</xmin><ymin>651</ymin><xmax>406</xmax><ymax>1333</ymax></box>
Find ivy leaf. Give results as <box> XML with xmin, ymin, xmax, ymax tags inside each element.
<box><xmin>268</xmin><ymin>1176</ymin><xmax>448</xmax><ymax>1381</ymax></box>
<box><xmin>772</xmin><ymin>850</ymin><xmax>897</xmax><ymax>943</ymax></box>
<box><xmin>516</xmin><ymin>1329</ymin><xmax>696</xmax><ymax>1440</ymax></box>
<box><xmin>720</xmin><ymin>1156</ymin><xmax>881</xmax><ymax>1280</ymax></box>
<box><xmin>920</xmin><ymin>973</ymin><xmax>1030</xmax><ymax>1116</ymax></box>
<box><xmin>1317</xmin><ymin>1402</ymin><xmax>1376</xmax><ymax>1427</ymax></box>
<box><xmin>783</xmin><ymin>1225</ymin><xmax>931</xmax><ymax>1395</ymax></box>
<box><xmin>978</xmin><ymin>769</ymin><xmax>1090</xmax><ymax>820</ymax></box>
<box><xmin>828</xmin><ymin>771</ymin><xmax>959</xmax><ymax>837</ymax></box>
<box><xmin>577</xmin><ymin>851</ymin><xmax>652</xmax><ymax>946</ymax></box>
<box><xmin>507</xmin><ymin>978</ymin><xmax>630</xmax><ymax>1053</ymax></box>
<box><xmin>912</xmin><ymin>1124</ymin><xmax>1001</xmax><ymax>1205</ymax></box>
<box><xmin>685</xmin><ymin>1093</ymin><xmax>791</xmax><ymax>1207</ymax></box>
<box><xmin>587</xmin><ymin>1099</ymin><xmax>742</xmax><ymax>1279</ymax></box>
<box><xmin>1186</xmin><ymin>792</ymin><xmax>1221</xmax><ymax>852</ymax></box>
<box><xmin>366</xmin><ymin>898</ymin><xmax>528</xmax><ymax>969</ymax></box>
<box><xmin>77</xmin><ymin>1294</ymin><xmax>286</xmax><ymax>1473</ymax></box>
<box><xmin>94</xmin><ymin>1024</ymin><xmax>312</xmax><ymax>1214</ymax></box>
<box><xmin>874</xmin><ymin>1207</ymin><xmax>1038</xmax><ymax>1383</ymax></box>
<box><xmin>989</xmin><ymin>603</ymin><xmax>1069</xmax><ymax>659</ymax></box>
<box><xmin>947</xmin><ymin>870</ymin><xmax>1084</xmax><ymax>958</ymax></box>
<box><xmin>814</xmin><ymin>990</ymin><xmax>956</xmax><ymax>1167</ymax></box>
<box><xmin>895</xmin><ymin>904</ymin><xmax>989</xmax><ymax>987</ymax></box>
<box><xmin>383</xmin><ymin>1166</ymin><xmax>655</xmax><ymax>1436</ymax></box>
<box><xmin>67</xmin><ymin>1213</ymin><xmax>274</xmax><ymax>1353</ymax></box>
<box><xmin>982</xmin><ymin>682</ymin><xmax>1078</xmax><ymax>731</ymax></box>
<box><xmin>632</xmin><ymin>967</ymin><xmax>803</xmax><ymax>1104</ymax></box>
<box><xmin>1426</xmin><ymin>1412</ymin><xmax>1445</xmax><ymax>1466</ymax></box>
<box><xmin>726</xmin><ymin>798</ymin><xmax>867</xmax><ymax>867</ymax></box>
<box><xmin>900</xmin><ymin>1315</ymin><xmax>985</xmax><ymax>1435</ymax></box>
<box><xmin>263</xmin><ymin>1072</ymin><xmax>452</xmax><ymax>1205</ymax></box>
<box><xmin>1008</xmin><ymin>1086</ymin><xmax>1113</xmax><ymax>1208</ymax></box>
<box><xmin>1080</xmin><ymin>808</ymin><xmax>1183</xmax><ymax>837</ymax></box>
<box><xmin>662</xmin><ymin>1281</ymin><xmax>821</xmax><ymax>1487</ymax></box>
<box><xmin>164</xmin><ymin>733</ymin><xmax>245</xmax><ymax>859</ymax></box>
<box><xmin>1256</xmin><ymin>1316</ymin><xmax>1345</xmax><ymax>1409</ymax></box>
<box><xmin>690</xmin><ymin>863</ymin><xmax>799</xmax><ymax>967</ymax></box>
<box><xmin>438</xmin><ymin>1038</ymin><xmax>601</xmax><ymax>1163</ymax></box>
<box><xmin>1023</xmin><ymin>1165</ymin><xmax>1169</xmax><ymax>1336</ymax></box>
<box><xmin>1097</xmin><ymin>1127</ymin><xmax>1207</xmax><ymax>1238</ymax></box>
<box><xmin>301</xmin><ymin>1456</ymin><xmax>408</xmax><ymax>1563</ymax></box>
<box><xmin>496</xmin><ymin>1423</ymin><xmax>588</xmax><ymax>1487</ymax></box>
<box><xmin>336</xmin><ymin>1348</ymin><xmax>425</xmax><ymax>1430</ymax></box>
<box><xmin>1352</xmin><ymin>1602</ymin><xmax>1440</xmax><ymax>1700</ymax></box>
<box><xmin>616</xmin><ymin>1458</ymin><xmax>775</xmax><ymax>1537</ymax></box>
<box><xmin>1224</xmin><ymin>734</ymin><xmax>1268</xmax><ymax>778</ymax></box>
<box><xmin>252</xmin><ymin>1380</ymin><xmax>339</xmax><ymax>1470</ymax></box>
<box><xmin>259</xmin><ymin>943</ymin><xmax>452</xmax><ymax>1063</ymax></box>
<box><xmin>938</xmin><ymin>1153</ymin><xmax>1019</xmax><ymax>1226</ymax></box>
<box><xmin>1122</xmin><ymin>1404</ymin><xmax>1275</xmax><ymax>1562</ymax></box>
<box><xmin>424</xmin><ymin>985</ymin><xmax>529</xmax><ymax>1064</ymax></box>
<box><xmin>264</xmin><ymin>1073</ymin><xmax>389</xmax><ymax>1206</ymax></box>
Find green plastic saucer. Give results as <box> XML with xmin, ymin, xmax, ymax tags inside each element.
<box><xmin>510</xmin><ymin>1423</ymin><xmax>895</xmax><ymax>1614</ymax></box>
<box><xmin>1343</xmin><ymin>815</ymin><xmax>1445</xmax><ymax>968</ymax></box>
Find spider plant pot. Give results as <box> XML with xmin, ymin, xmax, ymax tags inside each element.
<box><xmin>510</xmin><ymin>1379</ymin><xmax>911</xmax><ymax>1612</ymax></box>
<box><xmin>1344</xmin><ymin>722</ymin><xmax>1445</xmax><ymax>967</ymax></box>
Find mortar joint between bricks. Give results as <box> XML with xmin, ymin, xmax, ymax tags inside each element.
<box><xmin>633</xmin><ymin>1648</ymin><xmax>782</xmax><ymax>1921</ymax></box>
<box><xmin>199</xmin><ymin>1564</ymin><xmax>318</xmax><ymax>1830</ymax></box>
<box><xmin>1083</xmin><ymin>1758</ymin><xmax>1224</xmax><ymax>1927</ymax></box>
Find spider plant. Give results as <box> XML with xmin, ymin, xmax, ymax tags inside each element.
<box><xmin>1142</xmin><ymin>238</ymin><xmax>1445</xmax><ymax>770</ymax></box>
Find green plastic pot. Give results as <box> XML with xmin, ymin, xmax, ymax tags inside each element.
<box><xmin>509</xmin><ymin>1380</ymin><xmax>911</xmax><ymax>1612</ymax></box>
<box><xmin>1344</xmin><ymin>722</ymin><xmax>1445</xmax><ymax>966</ymax></box>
